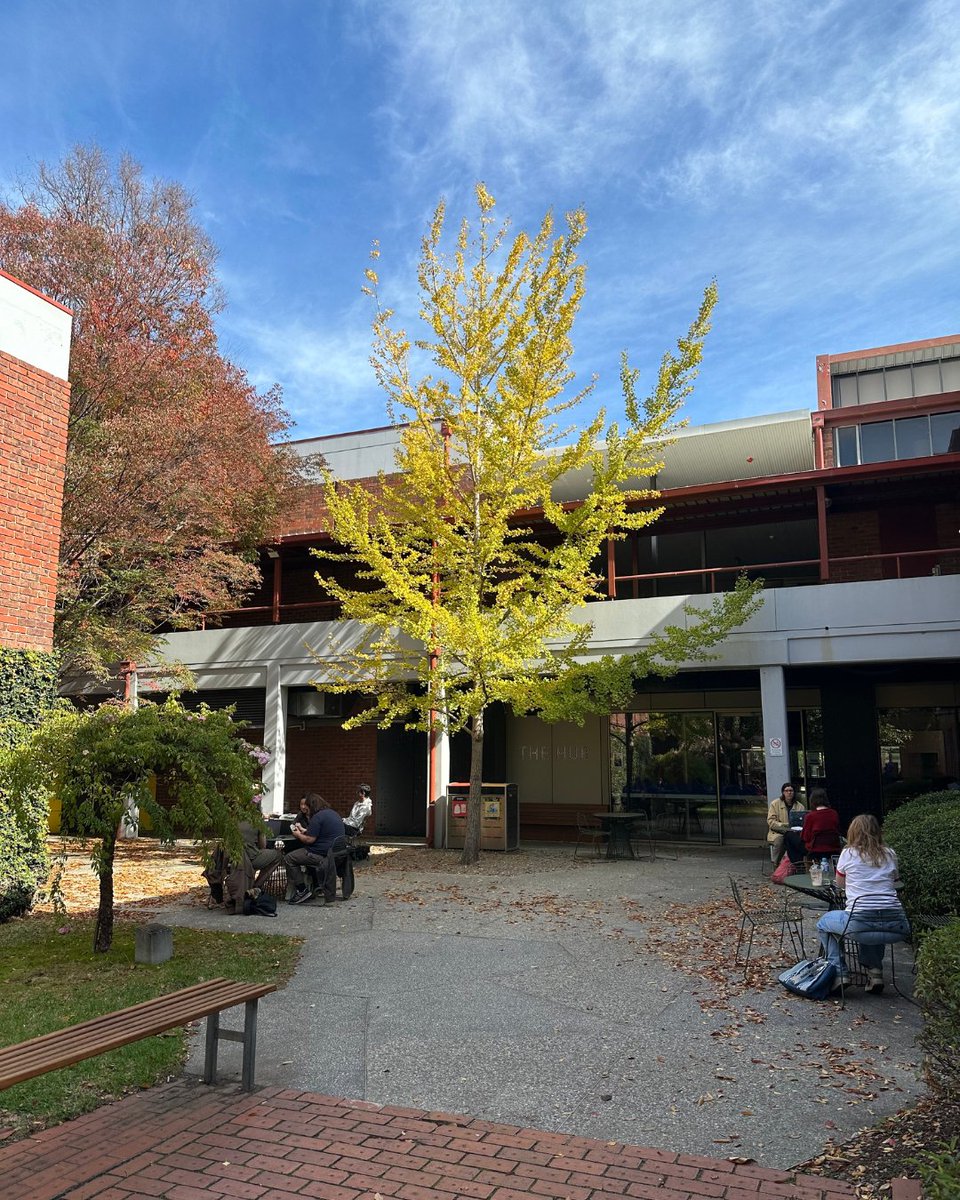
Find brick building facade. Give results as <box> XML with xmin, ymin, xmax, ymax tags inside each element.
<box><xmin>0</xmin><ymin>270</ymin><xmax>72</xmax><ymax>652</ymax></box>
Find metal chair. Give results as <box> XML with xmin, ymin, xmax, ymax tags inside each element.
<box><xmin>575</xmin><ymin>812</ymin><xmax>609</xmax><ymax>858</ymax></box>
<box><xmin>729</xmin><ymin>876</ymin><xmax>804</xmax><ymax>973</ymax></box>
<box><xmin>828</xmin><ymin>897</ymin><xmax>914</xmax><ymax>1008</ymax></box>
<box><xmin>628</xmin><ymin>812</ymin><xmax>657</xmax><ymax>860</ymax></box>
<box><xmin>761</xmin><ymin>842</ymin><xmax>782</xmax><ymax>875</ymax></box>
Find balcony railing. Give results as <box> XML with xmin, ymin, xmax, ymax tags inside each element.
<box><xmin>613</xmin><ymin>546</ymin><xmax>960</xmax><ymax>596</ymax></box>
<box><xmin>193</xmin><ymin>545</ymin><xmax>960</xmax><ymax>630</ymax></box>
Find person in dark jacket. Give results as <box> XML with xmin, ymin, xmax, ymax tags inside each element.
<box><xmin>284</xmin><ymin>792</ymin><xmax>345</xmax><ymax>905</ymax></box>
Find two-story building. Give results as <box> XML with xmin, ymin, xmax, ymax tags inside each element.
<box><xmin>150</xmin><ymin>334</ymin><xmax>960</xmax><ymax>846</ymax></box>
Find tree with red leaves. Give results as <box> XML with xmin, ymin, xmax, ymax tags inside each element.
<box><xmin>0</xmin><ymin>146</ymin><xmax>297</xmax><ymax>679</ymax></box>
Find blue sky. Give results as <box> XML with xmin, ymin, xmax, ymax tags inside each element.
<box><xmin>2</xmin><ymin>0</ymin><xmax>958</xmax><ymax>440</ymax></box>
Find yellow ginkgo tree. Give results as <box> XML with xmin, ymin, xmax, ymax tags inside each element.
<box><xmin>314</xmin><ymin>186</ymin><xmax>760</xmax><ymax>864</ymax></box>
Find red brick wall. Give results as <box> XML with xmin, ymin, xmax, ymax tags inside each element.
<box><xmin>280</xmin><ymin>723</ymin><xmax>378</xmax><ymax>817</ymax></box>
<box><xmin>826</xmin><ymin>509</ymin><xmax>882</xmax><ymax>581</ymax></box>
<box><xmin>0</xmin><ymin>348</ymin><xmax>70</xmax><ymax>650</ymax></box>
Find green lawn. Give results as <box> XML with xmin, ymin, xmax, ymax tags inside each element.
<box><xmin>0</xmin><ymin>914</ymin><xmax>301</xmax><ymax>1133</ymax></box>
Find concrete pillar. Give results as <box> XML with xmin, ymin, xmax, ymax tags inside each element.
<box><xmin>760</xmin><ymin>665</ymin><xmax>791</xmax><ymax>802</ymax></box>
<box><xmin>262</xmin><ymin>665</ymin><xmax>288</xmax><ymax>814</ymax></box>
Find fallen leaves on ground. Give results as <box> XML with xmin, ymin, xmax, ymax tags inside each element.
<box><xmin>794</xmin><ymin>1097</ymin><xmax>960</xmax><ymax>1199</ymax></box>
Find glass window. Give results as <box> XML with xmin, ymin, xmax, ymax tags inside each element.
<box><xmin>650</xmin><ymin>531</ymin><xmax>703</xmax><ymax>595</ymax></box>
<box><xmin>857</xmin><ymin>371</ymin><xmax>885</xmax><ymax>405</ymax></box>
<box><xmin>717</xmin><ymin>714</ymin><xmax>767</xmax><ymax>842</ymax></box>
<box><xmin>860</xmin><ymin>420</ymin><xmax>895</xmax><ymax>463</ymax></box>
<box><xmin>835</xmin><ymin>425</ymin><xmax>859</xmax><ymax>466</ymax></box>
<box><xmin>878</xmin><ymin>707</ymin><xmax>960</xmax><ymax>812</ymax></box>
<box><xmin>913</xmin><ymin>363</ymin><xmax>941</xmax><ymax>396</ymax></box>
<box><xmin>614</xmin><ymin>711</ymin><xmax>718</xmax><ymax>843</ymax></box>
<box><xmin>932</xmin><ymin>410</ymin><xmax>960</xmax><ymax>454</ymax></box>
<box><xmin>942</xmin><ymin>358</ymin><xmax>960</xmax><ymax>392</ymax></box>
<box><xmin>884</xmin><ymin>367</ymin><xmax>913</xmax><ymax>401</ymax></box>
<box><xmin>894</xmin><ymin>415</ymin><xmax>931</xmax><ymax>459</ymax></box>
<box><xmin>833</xmin><ymin>374</ymin><xmax>858</xmax><ymax>407</ymax></box>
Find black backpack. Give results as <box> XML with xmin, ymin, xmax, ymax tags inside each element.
<box><xmin>243</xmin><ymin>890</ymin><xmax>278</xmax><ymax>918</ymax></box>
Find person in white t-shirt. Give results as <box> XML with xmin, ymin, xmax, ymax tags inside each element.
<box><xmin>816</xmin><ymin>814</ymin><xmax>910</xmax><ymax>993</ymax></box>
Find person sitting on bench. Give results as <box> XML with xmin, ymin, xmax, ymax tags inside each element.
<box><xmin>239</xmin><ymin>799</ymin><xmax>283</xmax><ymax>889</ymax></box>
<box><xmin>346</xmin><ymin>783</ymin><xmax>373</xmax><ymax>837</ymax></box>
<box><xmin>284</xmin><ymin>792</ymin><xmax>345</xmax><ymax>905</ymax></box>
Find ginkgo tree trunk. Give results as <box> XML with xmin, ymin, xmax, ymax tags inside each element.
<box><xmin>314</xmin><ymin>186</ymin><xmax>760</xmax><ymax>864</ymax></box>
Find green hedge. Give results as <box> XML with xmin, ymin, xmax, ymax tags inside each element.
<box><xmin>883</xmin><ymin>791</ymin><xmax>960</xmax><ymax>920</ymax></box>
<box><xmin>915</xmin><ymin>919</ymin><xmax>960</xmax><ymax>1102</ymax></box>
<box><xmin>0</xmin><ymin>649</ymin><xmax>60</xmax><ymax>921</ymax></box>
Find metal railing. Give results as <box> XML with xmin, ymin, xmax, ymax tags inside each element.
<box><xmin>197</xmin><ymin>545</ymin><xmax>960</xmax><ymax>627</ymax></box>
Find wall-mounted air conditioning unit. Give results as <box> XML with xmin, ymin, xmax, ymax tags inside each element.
<box><xmin>288</xmin><ymin>691</ymin><xmax>344</xmax><ymax>718</ymax></box>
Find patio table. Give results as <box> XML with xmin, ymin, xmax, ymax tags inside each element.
<box><xmin>782</xmin><ymin>872</ymin><xmax>902</xmax><ymax>911</ymax></box>
<box><xmin>593</xmin><ymin>811</ymin><xmax>644</xmax><ymax>860</ymax></box>
<box><xmin>782</xmin><ymin>871</ymin><xmax>844</xmax><ymax>909</ymax></box>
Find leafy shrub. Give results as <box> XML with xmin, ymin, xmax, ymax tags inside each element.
<box><xmin>884</xmin><ymin>792</ymin><xmax>960</xmax><ymax>919</ymax></box>
<box><xmin>914</xmin><ymin>920</ymin><xmax>960</xmax><ymax>1102</ymax></box>
<box><xmin>910</xmin><ymin>1138</ymin><xmax>960</xmax><ymax>1200</ymax></box>
<box><xmin>7</xmin><ymin>697</ymin><xmax>268</xmax><ymax>950</ymax></box>
<box><xmin>0</xmin><ymin>650</ymin><xmax>59</xmax><ymax>921</ymax></box>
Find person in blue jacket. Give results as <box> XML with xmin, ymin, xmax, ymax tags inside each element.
<box><xmin>284</xmin><ymin>792</ymin><xmax>345</xmax><ymax>905</ymax></box>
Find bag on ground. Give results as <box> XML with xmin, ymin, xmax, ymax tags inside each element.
<box><xmin>243</xmin><ymin>889</ymin><xmax>278</xmax><ymax>917</ymax></box>
<box><xmin>770</xmin><ymin>854</ymin><xmax>794</xmax><ymax>885</ymax></box>
<box><xmin>778</xmin><ymin>957</ymin><xmax>836</xmax><ymax>999</ymax></box>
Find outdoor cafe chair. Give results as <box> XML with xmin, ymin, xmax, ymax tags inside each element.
<box><xmin>729</xmin><ymin>876</ymin><xmax>804</xmax><ymax>974</ymax></box>
<box><xmin>828</xmin><ymin>897</ymin><xmax>914</xmax><ymax>1008</ymax></box>
<box><xmin>574</xmin><ymin>812</ymin><xmax>609</xmax><ymax>859</ymax></box>
<box><xmin>627</xmin><ymin>811</ymin><xmax>657</xmax><ymax>861</ymax></box>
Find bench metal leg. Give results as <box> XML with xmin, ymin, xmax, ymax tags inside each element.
<box><xmin>204</xmin><ymin>1012</ymin><xmax>220</xmax><ymax>1085</ymax></box>
<box><xmin>203</xmin><ymin>999</ymin><xmax>260</xmax><ymax>1090</ymax></box>
<box><xmin>241</xmin><ymin>998</ymin><xmax>258</xmax><ymax>1092</ymax></box>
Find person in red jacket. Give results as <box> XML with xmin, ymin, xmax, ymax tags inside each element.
<box><xmin>802</xmin><ymin>789</ymin><xmax>843</xmax><ymax>857</ymax></box>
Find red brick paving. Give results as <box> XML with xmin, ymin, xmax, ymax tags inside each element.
<box><xmin>0</xmin><ymin>1081</ymin><xmax>856</xmax><ymax>1199</ymax></box>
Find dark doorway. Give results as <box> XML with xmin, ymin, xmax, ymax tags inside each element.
<box><xmin>375</xmin><ymin>726</ymin><xmax>428</xmax><ymax>836</ymax></box>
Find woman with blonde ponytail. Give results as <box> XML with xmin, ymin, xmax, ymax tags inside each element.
<box><xmin>816</xmin><ymin>814</ymin><xmax>910</xmax><ymax>994</ymax></box>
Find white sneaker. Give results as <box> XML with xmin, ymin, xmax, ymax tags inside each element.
<box><xmin>865</xmin><ymin>969</ymin><xmax>884</xmax><ymax>994</ymax></box>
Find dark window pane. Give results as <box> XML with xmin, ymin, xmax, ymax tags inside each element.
<box><xmin>860</xmin><ymin>420</ymin><xmax>895</xmax><ymax>463</ymax></box>
<box><xmin>932</xmin><ymin>410</ymin><xmax>960</xmax><ymax>454</ymax></box>
<box><xmin>857</xmin><ymin>371</ymin><xmax>885</xmax><ymax>405</ymax></box>
<box><xmin>836</xmin><ymin>425</ymin><xmax>859</xmax><ymax>466</ymax></box>
<box><xmin>705</xmin><ymin>520</ymin><xmax>817</xmax><ymax>567</ymax></box>
<box><xmin>894</xmin><ymin>415</ymin><xmax>930</xmax><ymax>459</ymax></box>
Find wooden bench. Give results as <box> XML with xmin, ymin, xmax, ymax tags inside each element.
<box><xmin>0</xmin><ymin>977</ymin><xmax>277</xmax><ymax>1094</ymax></box>
<box><xmin>520</xmin><ymin>803</ymin><xmax>582</xmax><ymax>843</ymax></box>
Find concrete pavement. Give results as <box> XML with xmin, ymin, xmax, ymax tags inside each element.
<box><xmin>153</xmin><ymin>846</ymin><xmax>924</xmax><ymax>1173</ymax></box>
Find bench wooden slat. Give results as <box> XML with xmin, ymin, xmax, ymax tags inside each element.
<box><xmin>0</xmin><ymin>979</ymin><xmax>255</xmax><ymax>1062</ymax></box>
<box><xmin>0</xmin><ymin>978</ymin><xmax>276</xmax><ymax>1091</ymax></box>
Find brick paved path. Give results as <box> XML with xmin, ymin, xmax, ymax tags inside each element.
<box><xmin>0</xmin><ymin>1081</ymin><xmax>856</xmax><ymax>1200</ymax></box>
